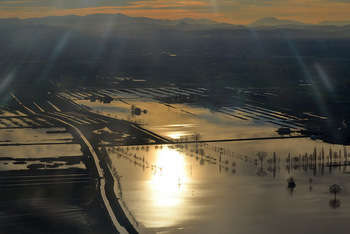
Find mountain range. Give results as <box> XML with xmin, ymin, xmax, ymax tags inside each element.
<box><xmin>250</xmin><ymin>17</ymin><xmax>350</xmax><ymax>27</ymax></box>
<box><xmin>2</xmin><ymin>14</ymin><xmax>350</xmax><ymax>31</ymax></box>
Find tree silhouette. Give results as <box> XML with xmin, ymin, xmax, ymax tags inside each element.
<box><xmin>329</xmin><ymin>184</ymin><xmax>342</xmax><ymax>200</ymax></box>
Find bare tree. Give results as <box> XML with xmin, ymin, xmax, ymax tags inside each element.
<box><xmin>329</xmin><ymin>184</ymin><xmax>342</xmax><ymax>200</ymax></box>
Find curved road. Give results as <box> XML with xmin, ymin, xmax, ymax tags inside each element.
<box><xmin>44</xmin><ymin>113</ymin><xmax>130</xmax><ymax>234</ymax></box>
<box><xmin>11</xmin><ymin>93</ymin><xmax>133</xmax><ymax>234</ymax></box>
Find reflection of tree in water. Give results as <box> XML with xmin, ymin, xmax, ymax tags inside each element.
<box><xmin>226</xmin><ymin>145</ymin><xmax>343</xmax><ymax>179</ymax></box>
<box><xmin>257</xmin><ymin>152</ymin><xmax>267</xmax><ymax>167</ymax></box>
<box><xmin>113</xmin><ymin>143</ymin><xmax>350</xmax><ymax>196</ymax></box>
<box><xmin>287</xmin><ymin>177</ymin><xmax>296</xmax><ymax>193</ymax></box>
<box><xmin>283</xmin><ymin>146</ymin><xmax>350</xmax><ymax>176</ymax></box>
<box><xmin>329</xmin><ymin>184</ymin><xmax>342</xmax><ymax>200</ymax></box>
<box><xmin>256</xmin><ymin>167</ymin><xmax>268</xmax><ymax>177</ymax></box>
<box><xmin>329</xmin><ymin>199</ymin><xmax>341</xmax><ymax>209</ymax></box>
<box><xmin>309</xmin><ymin>178</ymin><xmax>313</xmax><ymax>192</ymax></box>
<box><xmin>328</xmin><ymin>184</ymin><xmax>342</xmax><ymax>209</ymax></box>
<box><xmin>110</xmin><ymin>144</ymin><xmax>350</xmax><ymax>210</ymax></box>
<box><xmin>256</xmin><ymin>152</ymin><xmax>268</xmax><ymax>177</ymax></box>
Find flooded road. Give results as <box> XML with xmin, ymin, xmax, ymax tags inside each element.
<box><xmin>106</xmin><ymin>139</ymin><xmax>350</xmax><ymax>234</ymax></box>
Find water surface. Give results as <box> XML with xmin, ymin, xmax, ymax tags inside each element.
<box><xmin>106</xmin><ymin>139</ymin><xmax>350</xmax><ymax>234</ymax></box>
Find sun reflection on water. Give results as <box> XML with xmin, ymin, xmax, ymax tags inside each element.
<box><xmin>167</xmin><ymin>131</ymin><xmax>191</xmax><ymax>140</ymax></box>
<box><xmin>150</xmin><ymin>146</ymin><xmax>189</xmax><ymax>209</ymax></box>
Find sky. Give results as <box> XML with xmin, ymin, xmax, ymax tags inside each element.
<box><xmin>0</xmin><ymin>0</ymin><xmax>350</xmax><ymax>24</ymax></box>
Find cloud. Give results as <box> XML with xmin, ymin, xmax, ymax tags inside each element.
<box><xmin>0</xmin><ymin>0</ymin><xmax>209</xmax><ymax>11</ymax></box>
<box><xmin>0</xmin><ymin>0</ymin><xmax>350</xmax><ymax>24</ymax></box>
<box><xmin>0</xmin><ymin>0</ymin><xmax>135</xmax><ymax>8</ymax></box>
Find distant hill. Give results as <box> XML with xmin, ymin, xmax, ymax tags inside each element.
<box><xmin>250</xmin><ymin>17</ymin><xmax>307</xmax><ymax>27</ymax></box>
<box><xmin>1</xmin><ymin>14</ymin><xmax>350</xmax><ymax>41</ymax></box>
<box><xmin>21</xmin><ymin>13</ymin><xmax>236</xmax><ymax>33</ymax></box>
<box><xmin>4</xmin><ymin>14</ymin><xmax>350</xmax><ymax>30</ymax></box>
<box><xmin>250</xmin><ymin>17</ymin><xmax>350</xmax><ymax>28</ymax></box>
<box><xmin>319</xmin><ymin>20</ymin><xmax>350</xmax><ymax>26</ymax></box>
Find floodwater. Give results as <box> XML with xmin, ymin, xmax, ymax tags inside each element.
<box><xmin>106</xmin><ymin>139</ymin><xmax>350</xmax><ymax>234</ymax></box>
<box><xmin>79</xmin><ymin>97</ymin><xmax>350</xmax><ymax>233</ymax></box>
<box><xmin>78</xmin><ymin>99</ymin><xmax>294</xmax><ymax>141</ymax></box>
<box><xmin>0</xmin><ymin>127</ymin><xmax>84</xmax><ymax>172</ymax></box>
<box><xmin>0</xmin><ymin>143</ymin><xmax>82</xmax><ymax>158</ymax></box>
<box><xmin>0</xmin><ymin>128</ymin><xmax>73</xmax><ymax>144</ymax></box>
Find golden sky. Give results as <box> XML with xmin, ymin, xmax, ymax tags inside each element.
<box><xmin>0</xmin><ymin>0</ymin><xmax>350</xmax><ymax>24</ymax></box>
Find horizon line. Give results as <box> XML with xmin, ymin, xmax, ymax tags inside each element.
<box><xmin>1</xmin><ymin>13</ymin><xmax>350</xmax><ymax>26</ymax></box>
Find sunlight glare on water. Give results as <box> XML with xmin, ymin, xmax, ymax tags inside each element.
<box><xmin>108</xmin><ymin>139</ymin><xmax>350</xmax><ymax>234</ymax></box>
<box><xmin>148</xmin><ymin>146</ymin><xmax>189</xmax><ymax>226</ymax></box>
<box><xmin>167</xmin><ymin>131</ymin><xmax>189</xmax><ymax>140</ymax></box>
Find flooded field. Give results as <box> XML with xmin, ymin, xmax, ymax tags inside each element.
<box><xmin>77</xmin><ymin>99</ymin><xmax>295</xmax><ymax>141</ymax></box>
<box><xmin>0</xmin><ymin>144</ymin><xmax>82</xmax><ymax>158</ymax></box>
<box><xmin>70</xmin><ymin>86</ymin><xmax>310</xmax><ymax>143</ymax></box>
<box><xmin>106</xmin><ymin>139</ymin><xmax>350</xmax><ymax>234</ymax></box>
<box><xmin>0</xmin><ymin>127</ymin><xmax>85</xmax><ymax>172</ymax></box>
<box><xmin>44</xmin><ymin>88</ymin><xmax>350</xmax><ymax>233</ymax></box>
<box><xmin>0</xmin><ymin>124</ymin><xmax>112</xmax><ymax>233</ymax></box>
<box><xmin>70</xmin><ymin>88</ymin><xmax>350</xmax><ymax>234</ymax></box>
<box><xmin>0</xmin><ymin>128</ymin><xmax>73</xmax><ymax>144</ymax></box>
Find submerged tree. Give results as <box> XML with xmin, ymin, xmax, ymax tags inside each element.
<box><xmin>257</xmin><ymin>152</ymin><xmax>267</xmax><ymax>167</ymax></box>
<box><xmin>329</xmin><ymin>184</ymin><xmax>342</xmax><ymax>209</ymax></box>
<box><xmin>329</xmin><ymin>184</ymin><xmax>342</xmax><ymax>200</ymax></box>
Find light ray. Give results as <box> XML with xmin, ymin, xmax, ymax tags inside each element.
<box><xmin>315</xmin><ymin>62</ymin><xmax>334</xmax><ymax>93</ymax></box>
